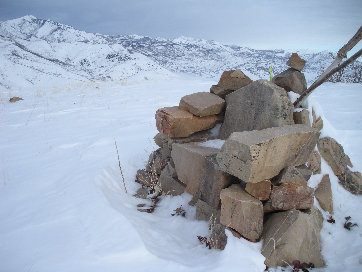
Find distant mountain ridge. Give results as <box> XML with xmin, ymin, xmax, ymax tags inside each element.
<box><xmin>0</xmin><ymin>15</ymin><xmax>360</xmax><ymax>91</ymax></box>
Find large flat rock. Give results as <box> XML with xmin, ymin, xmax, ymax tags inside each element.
<box><xmin>220</xmin><ymin>184</ymin><xmax>263</xmax><ymax>241</ymax></box>
<box><xmin>171</xmin><ymin>143</ymin><xmax>232</xmax><ymax>203</ymax></box>
<box><xmin>179</xmin><ymin>92</ymin><xmax>225</xmax><ymax>117</ymax></box>
<box><xmin>155</xmin><ymin>106</ymin><xmax>221</xmax><ymax>138</ymax></box>
<box><xmin>262</xmin><ymin>208</ymin><xmax>324</xmax><ymax>268</ymax></box>
<box><xmin>216</xmin><ymin>125</ymin><xmax>320</xmax><ymax>183</ymax></box>
<box><xmin>219</xmin><ymin>80</ymin><xmax>294</xmax><ymax>139</ymax></box>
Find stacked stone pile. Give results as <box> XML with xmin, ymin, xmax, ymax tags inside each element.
<box><xmin>134</xmin><ymin>54</ymin><xmax>362</xmax><ymax>268</ymax></box>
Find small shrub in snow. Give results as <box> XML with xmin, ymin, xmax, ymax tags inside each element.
<box><xmin>344</xmin><ymin>216</ymin><xmax>358</xmax><ymax>231</ymax></box>
<box><xmin>171</xmin><ymin>206</ymin><xmax>186</xmax><ymax>217</ymax></box>
<box><xmin>327</xmin><ymin>215</ymin><xmax>335</xmax><ymax>224</ymax></box>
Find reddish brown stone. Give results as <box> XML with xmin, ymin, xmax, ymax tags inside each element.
<box><xmin>155</xmin><ymin>106</ymin><xmax>222</xmax><ymax>138</ymax></box>
<box><xmin>286</xmin><ymin>53</ymin><xmax>306</xmax><ymax>72</ymax></box>
<box><xmin>270</xmin><ymin>183</ymin><xmax>314</xmax><ymax>211</ymax></box>
<box><xmin>245</xmin><ymin>180</ymin><xmax>272</xmax><ymax>201</ymax></box>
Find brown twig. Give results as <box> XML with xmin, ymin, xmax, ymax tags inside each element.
<box><xmin>114</xmin><ymin>140</ymin><xmax>128</xmax><ymax>194</ymax></box>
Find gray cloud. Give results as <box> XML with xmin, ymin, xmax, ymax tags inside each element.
<box><xmin>0</xmin><ymin>0</ymin><xmax>361</xmax><ymax>52</ymax></box>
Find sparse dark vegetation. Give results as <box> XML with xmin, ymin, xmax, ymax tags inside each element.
<box><xmin>344</xmin><ymin>216</ymin><xmax>358</xmax><ymax>230</ymax></box>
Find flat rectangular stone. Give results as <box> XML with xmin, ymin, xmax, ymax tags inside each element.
<box><xmin>216</xmin><ymin>125</ymin><xmax>320</xmax><ymax>183</ymax></box>
<box><xmin>179</xmin><ymin>92</ymin><xmax>225</xmax><ymax>117</ymax></box>
<box><xmin>155</xmin><ymin>106</ymin><xmax>222</xmax><ymax>138</ymax></box>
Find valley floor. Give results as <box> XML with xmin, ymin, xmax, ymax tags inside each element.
<box><xmin>0</xmin><ymin>77</ymin><xmax>361</xmax><ymax>272</ymax></box>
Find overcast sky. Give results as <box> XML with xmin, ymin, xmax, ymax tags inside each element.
<box><xmin>0</xmin><ymin>0</ymin><xmax>361</xmax><ymax>52</ymax></box>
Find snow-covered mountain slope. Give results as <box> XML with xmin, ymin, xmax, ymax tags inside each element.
<box><xmin>0</xmin><ymin>15</ymin><xmax>361</xmax><ymax>93</ymax></box>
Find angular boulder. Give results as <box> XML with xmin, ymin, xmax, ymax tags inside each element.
<box><xmin>220</xmin><ymin>184</ymin><xmax>263</xmax><ymax>242</ymax></box>
<box><xmin>179</xmin><ymin>92</ymin><xmax>225</xmax><ymax>117</ymax></box>
<box><xmin>262</xmin><ymin>208</ymin><xmax>324</xmax><ymax>268</ymax></box>
<box><xmin>307</xmin><ymin>150</ymin><xmax>321</xmax><ymax>174</ymax></box>
<box><xmin>293</xmin><ymin>109</ymin><xmax>311</xmax><ymax>126</ymax></box>
<box><xmin>245</xmin><ymin>180</ymin><xmax>272</xmax><ymax>201</ymax></box>
<box><xmin>274</xmin><ymin>166</ymin><xmax>308</xmax><ymax>186</ymax></box>
<box><xmin>317</xmin><ymin>137</ymin><xmax>349</xmax><ymax>176</ymax></box>
<box><xmin>171</xmin><ymin>144</ymin><xmax>232</xmax><ymax>204</ymax></box>
<box><xmin>219</xmin><ymin>80</ymin><xmax>294</xmax><ymax>139</ymax></box>
<box><xmin>155</xmin><ymin>106</ymin><xmax>221</xmax><ymax>138</ymax></box>
<box><xmin>315</xmin><ymin>174</ymin><xmax>333</xmax><ymax>213</ymax></box>
<box><xmin>216</xmin><ymin>125</ymin><xmax>320</xmax><ymax>183</ymax></box>
<box><xmin>269</xmin><ymin>183</ymin><xmax>314</xmax><ymax>211</ymax></box>
<box><xmin>272</xmin><ymin>68</ymin><xmax>307</xmax><ymax>95</ymax></box>
<box><xmin>210</xmin><ymin>69</ymin><xmax>252</xmax><ymax>98</ymax></box>
<box><xmin>286</xmin><ymin>53</ymin><xmax>306</xmax><ymax>72</ymax></box>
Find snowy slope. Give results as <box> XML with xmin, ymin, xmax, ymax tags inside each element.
<box><xmin>0</xmin><ymin>77</ymin><xmax>361</xmax><ymax>272</ymax></box>
<box><xmin>0</xmin><ymin>15</ymin><xmax>361</xmax><ymax>272</ymax></box>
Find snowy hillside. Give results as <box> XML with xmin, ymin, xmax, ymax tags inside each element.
<box><xmin>0</xmin><ymin>15</ymin><xmax>361</xmax><ymax>93</ymax></box>
<box><xmin>0</xmin><ymin>15</ymin><xmax>361</xmax><ymax>272</ymax></box>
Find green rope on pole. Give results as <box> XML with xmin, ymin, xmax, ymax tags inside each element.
<box><xmin>269</xmin><ymin>67</ymin><xmax>273</xmax><ymax>82</ymax></box>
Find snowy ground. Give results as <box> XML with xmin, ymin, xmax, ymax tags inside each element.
<box><xmin>0</xmin><ymin>76</ymin><xmax>361</xmax><ymax>272</ymax></box>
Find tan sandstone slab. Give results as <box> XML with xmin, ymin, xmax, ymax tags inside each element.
<box><xmin>262</xmin><ymin>208</ymin><xmax>324</xmax><ymax>268</ymax></box>
<box><xmin>155</xmin><ymin>106</ymin><xmax>221</xmax><ymax>138</ymax></box>
<box><xmin>220</xmin><ymin>184</ymin><xmax>263</xmax><ymax>242</ymax></box>
<box><xmin>315</xmin><ymin>174</ymin><xmax>333</xmax><ymax>214</ymax></box>
<box><xmin>179</xmin><ymin>92</ymin><xmax>225</xmax><ymax>117</ymax></box>
<box><xmin>171</xmin><ymin>143</ymin><xmax>232</xmax><ymax>205</ymax></box>
<box><xmin>216</xmin><ymin>125</ymin><xmax>320</xmax><ymax>183</ymax></box>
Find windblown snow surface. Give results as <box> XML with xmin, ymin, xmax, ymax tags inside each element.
<box><xmin>0</xmin><ymin>72</ymin><xmax>361</xmax><ymax>271</ymax></box>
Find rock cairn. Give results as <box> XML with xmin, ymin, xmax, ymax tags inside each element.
<box><xmin>134</xmin><ymin>54</ymin><xmax>362</xmax><ymax>268</ymax></box>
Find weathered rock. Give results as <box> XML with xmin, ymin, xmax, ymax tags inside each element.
<box><xmin>179</xmin><ymin>92</ymin><xmax>225</xmax><ymax>117</ymax></box>
<box><xmin>220</xmin><ymin>184</ymin><xmax>263</xmax><ymax>242</ymax></box>
<box><xmin>199</xmin><ymin>155</ymin><xmax>233</xmax><ymax>208</ymax></box>
<box><xmin>293</xmin><ymin>109</ymin><xmax>311</xmax><ymax>126</ymax></box>
<box><xmin>171</xmin><ymin>144</ymin><xmax>232</xmax><ymax>206</ymax></box>
<box><xmin>154</xmin><ymin>133</ymin><xmax>168</xmax><ymax>147</ymax></box>
<box><xmin>315</xmin><ymin>174</ymin><xmax>333</xmax><ymax>213</ymax></box>
<box><xmin>210</xmin><ymin>69</ymin><xmax>252</xmax><ymax>98</ymax></box>
<box><xmin>217</xmin><ymin>125</ymin><xmax>320</xmax><ymax>183</ymax></box>
<box><xmin>296</xmin><ymin>165</ymin><xmax>313</xmax><ymax>181</ymax></box>
<box><xmin>196</xmin><ymin>199</ymin><xmax>220</xmax><ymax>223</ymax></box>
<box><xmin>307</xmin><ymin>151</ymin><xmax>321</xmax><ymax>174</ymax></box>
<box><xmin>338</xmin><ymin>170</ymin><xmax>362</xmax><ymax>195</ymax></box>
<box><xmin>245</xmin><ymin>180</ymin><xmax>272</xmax><ymax>201</ymax></box>
<box><xmin>155</xmin><ymin>106</ymin><xmax>222</xmax><ymax>138</ymax></box>
<box><xmin>210</xmin><ymin>224</ymin><xmax>227</xmax><ymax>250</ymax></box>
<box><xmin>219</xmin><ymin>80</ymin><xmax>294</xmax><ymax>139</ymax></box>
<box><xmin>262</xmin><ymin>208</ymin><xmax>324</xmax><ymax>268</ymax></box>
<box><xmin>146</xmin><ymin>148</ymin><xmax>167</xmax><ymax>175</ymax></box>
<box><xmin>272</xmin><ymin>68</ymin><xmax>307</xmax><ymax>95</ymax></box>
<box><xmin>269</xmin><ymin>183</ymin><xmax>314</xmax><ymax>210</ymax></box>
<box><xmin>286</xmin><ymin>53</ymin><xmax>306</xmax><ymax>72</ymax></box>
<box><xmin>346</xmin><ymin>154</ymin><xmax>353</xmax><ymax>168</ymax></box>
<box><xmin>171</xmin><ymin>143</ymin><xmax>218</xmax><ymax>195</ymax></box>
<box><xmin>317</xmin><ymin>137</ymin><xmax>349</xmax><ymax>176</ymax></box>
<box><xmin>159</xmin><ymin>164</ymin><xmax>186</xmax><ymax>196</ymax></box>
<box><xmin>135</xmin><ymin>169</ymin><xmax>158</xmax><ymax>187</ymax></box>
<box><xmin>274</xmin><ymin>166</ymin><xmax>308</xmax><ymax>186</ymax></box>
